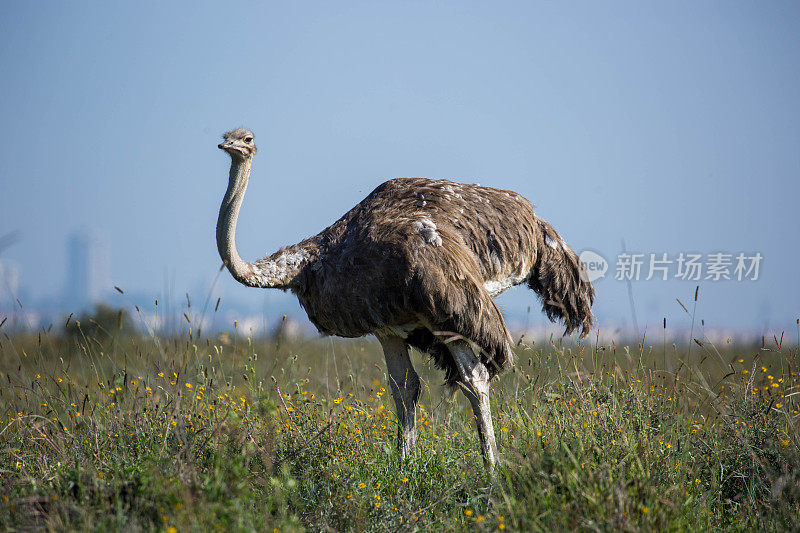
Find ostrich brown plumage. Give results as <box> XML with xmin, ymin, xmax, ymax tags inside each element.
<box><xmin>216</xmin><ymin>128</ymin><xmax>595</xmax><ymax>470</ymax></box>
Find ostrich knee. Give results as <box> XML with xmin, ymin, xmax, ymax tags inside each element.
<box><xmin>390</xmin><ymin>372</ymin><xmax>420</xmax><ymax>459</ymax></box>
<box><xmin>449</xmin><ymin>341</ymin><xmax>499</xmax><ymax>471</ymax></box>
<box><xmin>461</xmin><ymin>365</ymin><xmax>498</xmax><ymax>470</ymax></box>
<box><xmin>379</xmin><ymin>335</ymin><xmax>420</xmax><ymax>461</ymax></box>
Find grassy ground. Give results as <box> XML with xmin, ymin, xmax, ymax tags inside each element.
<box><xmin>1</xmin><ymin>315</ymin><xmax>799</xmax><ymax>531</ymax></box>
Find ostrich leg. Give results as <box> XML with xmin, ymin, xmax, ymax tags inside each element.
<box><xmin>449</xmin><ymin>339</ymin><xmax>498</xmax><ymax>471</ymax></box>
<box><xmin>378</xmin><ymin>334</ymin><xmax>420</xmax><ymax>461</ymax></box>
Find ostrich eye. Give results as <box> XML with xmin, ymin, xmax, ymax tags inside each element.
<box><xmin>244</xmin><ymin>137</ymin><xmax>253</xmax><ymax>143</ymax></box>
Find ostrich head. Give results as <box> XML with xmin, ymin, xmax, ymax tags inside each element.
<box><xmin>218</xmin><ymin>128</ymin><xmax>257</xmax><ymax>159</ymax></box>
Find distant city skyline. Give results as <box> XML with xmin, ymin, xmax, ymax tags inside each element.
<box><xmin>0</xmin><ymin>2</ymin><xmax>798</xmax><ymax>336</ymax></box>
<box><xmin>64</xmin><ymin>229</ymin><xmax>110</xmax><ymax>310</ymax></box>
<box><xmin>0</xmin><ymin>229</ymin><xmax>792</xmax><ymax>342</ymax></box>
<box><xmin>0</xmin><ymin>260</ymin><xmax>19</xmax><ymax>307</ymax></box>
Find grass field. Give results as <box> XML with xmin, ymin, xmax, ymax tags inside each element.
<box><xmin>1</xmin><ymin>308</ymin><xmax>799</xmax><ymax>531</ymax></box>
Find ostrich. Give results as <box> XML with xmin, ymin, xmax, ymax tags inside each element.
<box><xmin>216</xmin><ymin>128</ymin><xmax>595</xmax><ymax>470</ymax></box>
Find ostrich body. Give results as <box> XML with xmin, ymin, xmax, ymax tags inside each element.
<box><xmin>217</xmin><ymin>128</ymin><xmax>595</xmax><ymax>469</ymax></box>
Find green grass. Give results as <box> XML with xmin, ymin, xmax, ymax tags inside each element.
<box><xmin>1</xmin><ymin>317</ymin><xmax>798</xmax><ymax>531</ymax></box>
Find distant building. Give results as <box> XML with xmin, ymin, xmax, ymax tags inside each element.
<box><xmin>0</xmin><ymin>259</ymin><xmax>20</xmax><ymax>307</ymax></box>
<box><xmin>64</xmin><ymin>229</ymin><xmax>111</xmax><ymax>310</ymax></box>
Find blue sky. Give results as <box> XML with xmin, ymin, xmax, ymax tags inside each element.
<box><xmin>0</xmin><ymin>2</ymin><xmax>798</xmax><ymax>335</ymax></box>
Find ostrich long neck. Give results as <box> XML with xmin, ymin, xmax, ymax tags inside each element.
<box><xmin>216</xmin><ymin>155</ymin><xmax>312</xmax><ymax>289</ymax></box>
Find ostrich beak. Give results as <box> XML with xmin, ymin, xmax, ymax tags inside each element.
<box><xmin>219</xmin><ymin>139</ymin><xmax>247</xmax><ymax>153</ymax></box>
<box><xmin>218</xmin><ymin>138</ymin><xmax>253</xmax><ymax>157</ymax></box>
